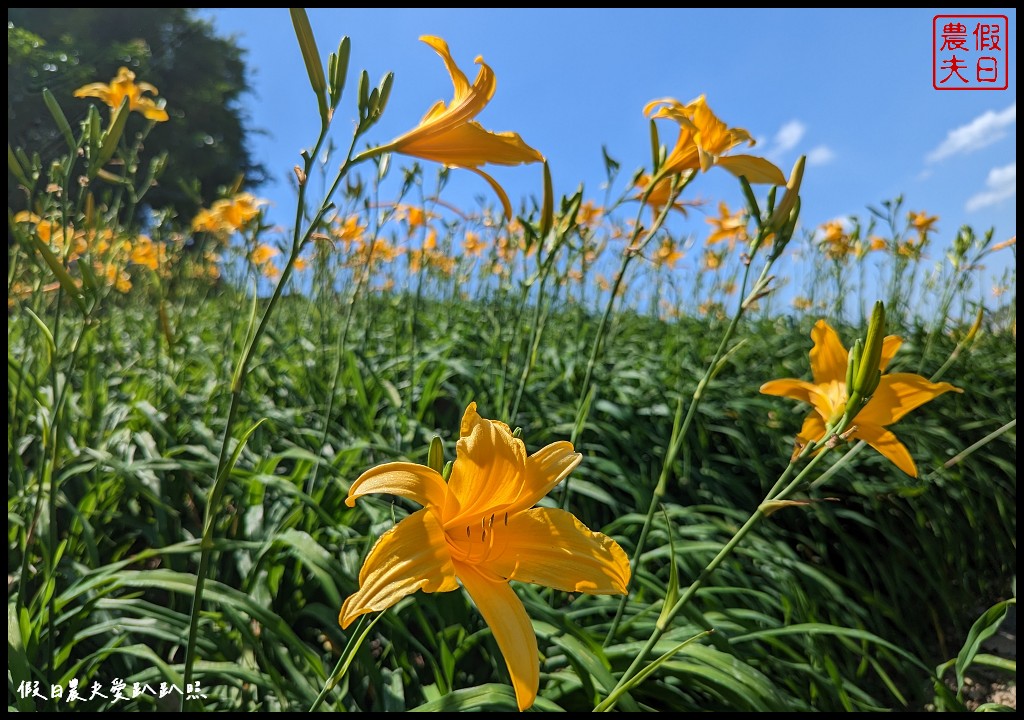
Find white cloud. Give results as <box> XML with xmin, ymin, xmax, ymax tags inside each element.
<box><xmin>966</xmin><ymin>162</ymin><xmax>1016</xmax><ymax>211</ymax></box>
<box><xmin>806</xmin><ymin>145</ymin><xmax>836</xmax><ymax>166</ymax></box>
<box><xmin>926</xmin><ymin>103</ymin><xmax>1016</xmax><ymax>163</ymax></box>
<box><xmin>773</xmin><ymin>120</ymin><xmax>806</xmax><ymax>155</ymax></box>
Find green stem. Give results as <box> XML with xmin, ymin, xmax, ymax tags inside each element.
<box><xmin>181</xmin><ymin>121</ymin><xmax>371</xmax><ymax>708</ymax></box>
<box><xmin>605</xmin><ymin>256</ymin><xmax>769</xmax><ymax>643</ymax></box>
<box><xmin>599</xmin><ymin>440</ymin><xmax>840</xmax><ymax>711</ymax></box>
<box><xmin>304</xmin><ymin>150</ymin><xmax>396</xmax><ymax>498</ymax></box>
<box><xmin>561</xmin><ymin>170</ymin><xmax>686</xmax><ymax>510</ymax></box>
<box><xmin>308</xmin><ymin>614</ymin><xmax>370</xmax><ymax>711</ymax></box>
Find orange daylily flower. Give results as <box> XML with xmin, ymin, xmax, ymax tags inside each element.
<box><xmin>645</xmin><ymin>95</ymin><xmax>786</xmax><ymax>185</ymax></box>
<box><xmin>377</xmin><ymin>37</ymin><xmax>544</xmax><ymax>219</ymax></box>
<box><xmin>706</xmin><ymin>201</ymin><xmax>749</xmax><ymax>249</ymax></box>
<box><xmin>908</xmin><ymin>211</ymin><xmax>938</xmax><ymax>236</ymax></box>
<box><xmin>340</xmin><ymin>403</ymin><xmax>629</xmax><ymax>711</ymax></box>
<box><xmin>652</xmin><ymin>237</ymin><xmax>684</xmax><ymax>269</ymax></box>
<box><xmin>462</xmin><ymin>231</ymin><xmax>485</xmax><ymax>257</ymax></box>
<box><xmin>761</xmin><ymin>320</ymin><xmax>962</xmax><ymax>477</ymax></box>
<box><xmin>73</xmin><ymin>66</ymin><xmax>169</xmax><ymax>122</ymax></box>
<box><xmin>130</xmin><ymin>235</ymin><xmax>167</xmax><ymax>272</ymax></box>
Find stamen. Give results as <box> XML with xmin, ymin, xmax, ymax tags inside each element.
<box><xmin>489</xmin><ymin>513</ymin><xmax>495</xmax><ymax>528</ymax></box>
<box><xmin>481</xmin><ymin>528</ymin><xmax>486</xmax><ymax>541</ymax></box>
<box><xmin>466</xmin><ymin>525</ymin><xmax>471</xmax><ymax>537</ymax></box>
<box><xmin>504</xmin><ymin>512</ymin><xmax>509</xmax><ymax>526</ymax></box>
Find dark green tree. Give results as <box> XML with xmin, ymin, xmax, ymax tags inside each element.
<box><xmin>8</xmin><ymin>8</ymin><xmax>266</xmax><ymax>223</ymax></box>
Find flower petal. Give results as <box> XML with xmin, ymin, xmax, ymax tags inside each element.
<box><xmin>464</xmin><ymin>166</ymin><xmax>513</xmax><ymax>220</ymax></box>
<box><xmin>419</xmin><ymin>35</ymin><xmax>474</xmax><ymax>106</ymax></box>
<box><xmin>73</xmin><ymin>82</ymin><xmax>112</xmax><ymax>101</ymax></box>
<box><xmin>488</xmin><ymin>508</ymin><xmax>630</xmax><ymax>594</ymax></box>
<box><xmin>345</xmin><ymin>461</ymin><xmax>447</xmax><ymax>511</ymax></box>
<box><xmin>454</xmin><ymin>560</ymin><xmax>539</xmax><ymax>711</ymax></box>
<box><xmin>796</xmin><ymin>411</ymin><xmax>828</xmax><ymax>445</ymax></box>
<box><xmin>879</xmin><ymin>335</ymin><xmax>902</xmax><ymax>372</ymax></box>
<box><xmin>443</xmin><ymin>403</ymin><xmax>528</xmax><ymax>528</ymax></box>
<box><xmin>809</xmin><ymin>320</ymin><xmax>849</xmax><ymax>385</ymax></box>
<box><xmin>760</xmin><ymin>377</ymin><xmax>820</xmax><ymax>404</ymax></box>
<box><xmin>136</xmin><ymin>100</ymin><xmax>169</xmax><ymax>122</ymax></box>
<box><xmin>339</xmin><ymin>508</ymin><xmax>457</xmax><ymax>628</ymax></box>
<box><xmin>403</xmin><ymin>121</ymin><xmax>543</xmax><ymax>168</ymax></box>
<box><xmin>717</xmin><ymin>155</ymin><xmax>787</xmax><ymax>185</ymax></box>
<box><xmin>390</xmin><ymin>36</ymin><xmax>495</xmax><ymax>149</ymax></box>
<box><xmin>857</xmin><ymin>373</ymin><xmax>962</xmax><ymax>427</ymax></box>
<box><xmin>853</xmin><ymin>424</ymin><xmax>918</xmax><ymax>477</ymax></box>
<box><xmin>504</xmin><ymin>442</ymin><xmax>581</xmax><ymax>515</ymax></box>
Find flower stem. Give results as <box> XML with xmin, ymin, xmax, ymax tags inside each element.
<box><xmin>605</xmin><ymin>255</ymin><xmax>770</xmax><ymax>643</ymax></box>
<box><xmin>561</xmin><ymin>170</ymin><xmax>686</xmax><ymax>510</ymax></box>
<box><xmin>181</xmin><ymin>120</ymin><xmax>371</xmax><ymax>708</ymax></box>
<box><xmin>598</xmin><ymin>439</ymin><xmax>842</xmax><ymax>711</ymax></box>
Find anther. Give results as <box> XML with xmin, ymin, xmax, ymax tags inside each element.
<box><xmin>504</xmin><ymin>512</ymin><xmax>508</xmax><ymax>526</ymax></box>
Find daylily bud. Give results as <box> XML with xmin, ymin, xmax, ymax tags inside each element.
<box><xmin>845</xmin><ymin>338</ymin><xmax>861</xmax><ymax>393</ymax></box>
<box><xmin>765</xmin><ymin>185</ymin><xmax>778</xmax><ymax>217</ymax></box>
<box><xmin>854</xmin><ymin>301</ymin><xmax>886</xmax><ymax>398</ymax></box>
<box><xmin>376</xmin><ymin>72</ymin><xmax>394</xmax><ymax>118</ymax></box>
<box><xmin>540</xmin><ymin>160</ymin><xmax>554</xmax><ymax>239</ymax></box>
<box><xmin>84</xmin><ymin>192</ymin><xmax>95</xmax><ymax>226</ymax></box>
<box><xmin>964</xmin><ymin>306</ymin><xmax>983</xmax><ymax>345</ymax></box>
<box><xmin>289</xmin><ymin>8</ymin><xmax>328</xmax><ymax>120</ymax></box>
<box><xmin>328</xmin><ymin>36</ymin><xmax>350</xmax><ymax>109</ymax></box>
<box><xmin>767</xmin><ymin>155</ymin><xmax>805</xmax><ymax>235</ymax></box>
<box><xmin>648</xmin><ymin>118</ymin><xmax>662</xmax><ymax>173</ymax></box>
<box><xmin>738</xmin><ymin>174</ymin><xmax>761</xmax><ymax>226</ymax></box>
<box><xmin>427</xmin><ymin>436</ymin><xmax>445</xmax><ymax>474</ymax></box>
<box><xmin>357</xmin><ymin>70</ymin><xmax>370</xmax><ymax>122</ymax></box>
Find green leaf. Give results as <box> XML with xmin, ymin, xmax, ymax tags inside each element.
<box><xmin>95</xmin><ymin>96</ymin><xmax>131</xmax><ymax>171</ymax></box>
<box><xmin>955</xmin><ymin>598</ymin><xmax>1015</xmax><ymax>691</ymax></box>
<box><xmin>410</xmin><ymin>684</ymin><xmax>564</xmax><ymax>712</ymax></box>
<box><xmin>8</xmin><ymin>603</ymin><xmax>34</xmax><ymax>712</ymax></box>
<box><xmin>25</xmin><ymin>232</ymin><xmax>87</xmax><ymax>314</ymax></box>
<box><xmin>8</xmin><ymin>143</ymin><xmax>32</xmax><ymax>187</ymax></box>
<box><xmin>42</xmin><ymin>88</ymin><xmax>76</xmax><ymax>151</ymax></box>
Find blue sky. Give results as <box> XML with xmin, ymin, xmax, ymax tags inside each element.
<box><xmin>200</xmin><ymin>8</ymin><xmax>1016</xmax><ymax>300</ymax></box>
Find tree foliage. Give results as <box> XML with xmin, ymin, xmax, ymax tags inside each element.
<box><xmin>8</xmin><ymin>8</ymin><xmax>266</xmax><ymax>222</ymax></box>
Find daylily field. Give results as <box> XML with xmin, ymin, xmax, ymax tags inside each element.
<box><xmin>7</xmin><ymin>11</ymin><xmax>1017</xmax><ymax>713</ymax></box>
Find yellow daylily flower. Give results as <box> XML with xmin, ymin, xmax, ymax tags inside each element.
<box><xmin>706</xmin><ymin>201</ymin><xmax>749</xmax><ymax>250</ymax></box>
<box><xmin>340</xmin><ymin>403</ymin><xmax>630</xmax><ymax>711</ymax></box>
<box><xmin>378</xmin><ymin>37</ymin><xmax>545</xmax><ymax>219</ymax></box>
<box><xmin>907</xmin><ymin>210</ymin><xmax>938</xmax><ymax>236</ymax></box>
<box><xmin>329</xmin><ymin>214</ymin><xmax>367</xmax><ymax>249</ymax></box>
<box><xmin>645</xmin><ymin>95</ymin><xmax>786</xmax><ymax>185</ymax></box>
<box><xmin>652</xmin><ymin>237</ymin><xmax>684</xmax><ymax>269</ymax></box>
<box><xmin>130</xmin><ymin>235</ymin><xmax>165</xmax><ymax>272</ymax></box>
<box><xmin>249</xmin><ymin>243</ymin><xmax>279</xmax><ymax>266</ymax></box>
<box><xmin>73</xmin><ymin>66</ymin><xmax>169</xmax><ymax>122</ymax></box>
<box><xmin>761</xmin><ymin>320</ymin><xmax>962</xmax><ymax>477</ymax></box>
<box><xmin>192</xmin><ymin>193</ymin><xmax>267</xmax><ymax>236</ymax></box>
<box><xmin>462</xmin><ymin>231</ymin><xmax>485</xmax><ymax>257</ymax></box>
